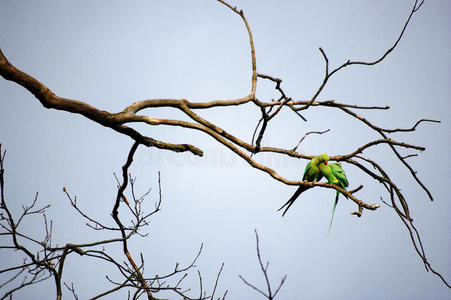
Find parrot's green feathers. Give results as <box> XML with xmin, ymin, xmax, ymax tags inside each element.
<box><xmin>319</xmin><ymin>153</ymin><xmax>330</xmax><ymax>162</ymax></box>
<box><xmin>329</xmin><ymin>163</ymin><xmax>349</xmax><ymax>189</ymax></box>
<box><xmin>319</xmin><ymin>163</ymin><xmax>338</xmax><ymax>184</ymax></box>
<box><xmin>303</xmin><ymin>154</ymin><xmax>328</xmax><ymax>182</ymax></box>
<box><xmin>320</xmin><ymin>161</ymin><xmax>350</xmax><ymax>235</ymax></box>
<box><xmin>302</xmin><ymin>161</ymin><xmax>312</xmax><ymax>178</ymax></box>
<box><xmin>279</xmin><ymin>153</ymin><xmax>329</xmax><ymax>216</ymax></box>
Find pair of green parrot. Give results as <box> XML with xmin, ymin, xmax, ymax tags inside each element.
<box><xmin>278</xmin><ymin>153</ymin><xmax>349</xmax><ymax>235</ymax></box>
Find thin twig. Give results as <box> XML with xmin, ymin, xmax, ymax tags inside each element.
<box><xmin>239</xmin><ymin>230</ymin><xmax>286</xmax><ymax>299</ymax></box>
<box><xmin>292</xmin><ymin>129</ymin><xmax>330</xmax><ymax>151</ymax></box>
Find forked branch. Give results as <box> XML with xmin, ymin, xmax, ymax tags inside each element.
<box><xmin>239</xmin><ymin>230</ymin><xmax>287</xmax><ymax>300</ymax></box>
<box><xmin>0</xmin><ymin>0</ymin><xmax>448</xmax><ymax>289</ymax></box>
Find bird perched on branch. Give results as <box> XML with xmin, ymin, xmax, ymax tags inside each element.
<box><xmin>319</xmin><ymin>162</ymin><xmax>349</xmax><ymax>235</ymax></box>
<box><xmin>278</xmin><ymin>153</ymin><xmax>329</xmax><ymax>216</ymax></box>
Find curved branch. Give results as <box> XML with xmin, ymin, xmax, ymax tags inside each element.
<box><xmin>337</xmin><ymin>106</ymin><xmax>435</xmax><ymax>201</ymax></box>
<box><xmin>295</xmin><ymin>0</ymin><xmax>424</xmax><ymax>112</ymax></box>
<box><xmin>123</xmin><ymin>96</ymin><xmax>255</xmax><ymax>113</ymax></box>
<box><xmin>264</xmin><ymin>99</ymin><xmax>390</xmax><ymax>110</ymax></box>
<box><xmin>111</xmin><ymin>141</ymin><xmax>157</xmax><ymax>300</ymax></box>
<box><xmin>0</xmin><ymin>46</ymin><xmax>431</xmax><ymax>219</ymax></box>
<box><xmin>217</xmin><ymin>0</ymin><xmax>257</xmax><ymax>96</ymax></box>
<box><xmin>0</xmin><ymin>50</ymin><xmax>203</xmax><ymax>157</ymax></box>
<box><xmin>0</xmin><ymin>0</ymin><xmax>447</xmax><ymax>290</ymax></box>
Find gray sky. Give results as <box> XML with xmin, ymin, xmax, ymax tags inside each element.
<box><xmin>1</xmin><ymin>0</ymin><xmax>450</xmax><ymax>299</ymax></box>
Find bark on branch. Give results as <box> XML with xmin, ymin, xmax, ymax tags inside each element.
<box><xmin>0</xmin><ymin>0</ymin><xmax>448</xmax><ymax>290</ymax></box>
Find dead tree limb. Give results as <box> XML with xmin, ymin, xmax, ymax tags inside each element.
<box><xmin>0</xmin><ymin>0</ymin><xmax>448</xmax><ymax>289</ymax></box>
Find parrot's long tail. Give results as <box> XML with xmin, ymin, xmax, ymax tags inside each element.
<box><xmin>327</xmin><ymin>191</ymin><xmax>340</xmax><ymax>236</ymax></box>
<box><xmin>278</xmin><ymin>185</ymin><xmax>310</xmax><ymax>217</ymax></box>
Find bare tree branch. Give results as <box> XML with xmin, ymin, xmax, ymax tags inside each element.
<box><xmin>292</xmin><ymin>129</ymin><xmax>330</xmax><ymax>152</ymax></box>
<box><xmin>239</xmin><ymin>230</ymin><xmax>286</xmax><ymax>300</ymax></box>
<box><xmin>0</xmin><ymin>0</ymin><xmax>448</xmax><ymax>294</ymax></box>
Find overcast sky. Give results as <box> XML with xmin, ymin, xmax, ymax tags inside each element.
<box><xmin>1</xmin><ymin>0</ymin><xmax>450</xmax><ymax>299</ymax></box>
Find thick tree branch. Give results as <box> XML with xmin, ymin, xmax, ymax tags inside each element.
<box><xmin>0</xmin><ymin>0</ymin><xmax>448</xmax><ymax>291</ymax></box>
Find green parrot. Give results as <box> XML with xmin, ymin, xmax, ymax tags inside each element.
<box><xmin>278</xmin><ymin>153</ymin><xmax>329</xmax><ymax>216</ymax></box>
<box><xmin>319</xmin><ymin>162</ymin><xmax>349</xmax><ymax>235</ymax></box>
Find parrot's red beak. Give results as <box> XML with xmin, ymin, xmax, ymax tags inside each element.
<box><xmin>325</xmin><ymin>161</ymin><xmax>328</xmax><ymax>165</ymax></box>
